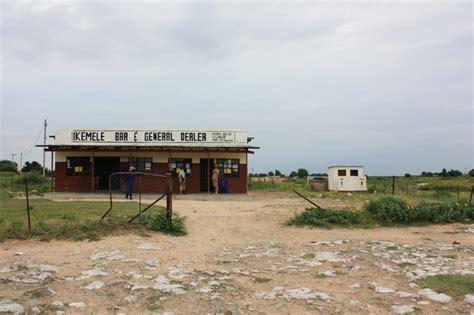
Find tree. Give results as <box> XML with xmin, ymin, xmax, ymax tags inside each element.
<box><xmin>268</xmin><ymin>171</ymin><xmax>274</xmax><ymax>176</ymax></box>
<box><xmin>404</xmin><ymin>173</ymin><xmax>411</xmax><ymax>178</ymax></box>
<box><xmin>289</xmin><ymin>171</ymin><xmax>297</xmax><ymax>178</ymax></box>
<box><xmin>441</xmin><ymin>168</ymin><xmax>448</xmax><ymax>177</ymax></box>
<box><xmin>0</xmin><ymin>160</ymin><xmax>18</xmax><ymax>172</ymax></box>
<box><xmin>22</xmin><ymin>161</ymin><xmax>43</xmax><ymax>173</ymax></box>
<box><xmin>447</xmin><ymin>169</ymin><xmax>462</xmax><ymax>177</ymax></box>
<box><xmin>274</xmin><ymin>170</ymin><xmax>282</xmax><ymax>177</ymax></box>
<box><xmin>468</xmin><ymin>169</ymin><xmax>474</xmax><ymax>177</ymax></box>
<box><xmin>297</xmin><ymin>168</ymin><xmax>309</xmax><ymax>178</ymax></box>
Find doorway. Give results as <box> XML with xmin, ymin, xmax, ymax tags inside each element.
<box><xmin>94</xmin><ymin>157</ymin><xmax>120</xmax><ymax>190</ymax></box>
<box><xmin>200</xmin><ymin>158</ymin><xmax>215</xmax><ymax>192</ymax></box>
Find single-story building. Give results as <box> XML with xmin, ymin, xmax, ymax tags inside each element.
<box><xmin>39</xmin><ymin>129</ymin><xmax>259</xmax><ymax>194</ymax></box>
<box><xmin>328</xmin><ymin>165</ymin><xmax>367</xmax><ymax>191</ymax></box>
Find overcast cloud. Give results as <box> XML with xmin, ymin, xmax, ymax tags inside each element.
<box><xmin>1</xmin><ymin>0</ymin><xmax>472</xmax><ymax>175</ymax></box>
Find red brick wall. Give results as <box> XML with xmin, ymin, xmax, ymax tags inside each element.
<box><xmin>55</xmin><ymin>162</ymin><xmax>92</xmax><ymax>192</ymax></box>
<box><xmin>55</xmin><ymin>161</ymin><xmax>248</xmax><ymax>194</ymax></box>
<box><xmin>224</xmin><ymin>163</ymin><xmax>248</xmax><ymax>194</ymax></box>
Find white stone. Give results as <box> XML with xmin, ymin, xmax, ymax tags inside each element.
<box><xmin>391</xmin><ymin>304</ymin><xmax>415</xmax><ymax>314</ymax></box>
<box><xmin>281</xmin><ymin>288</ymin><xmax>316</xmax><ymax>300</ymax></box>
<box><xmin>0</xmin><ymin>300</ymin><xmax>24</xmax><ymax>314</ymax></box>
<box><xmin>464</xmin><ymin>294</ymin><xmax>474</xmax><ymax>305</ymax></box>
<box><xmin>145</xmin><ymin>257</ymin><xmax>160</xmax><ymax>268</ymax></box>
<box><xmin>14</xmin><ymin>252</ymin><xmax>23</xmax><ymax>256</ymax></box>
<box><xmin>153</xmin><ymin>275</ymin><xmax>186</xmax><ymax>295</ymax></box>
<box><xmin>417</xmin><ymin>301</ymin><xmax>430</xmax><ymax>305</ymax></box>
<box><xmin>349</xmin><ymin>283</ymin><xmax>361</xmax><ymax>289</ymax></box>
<box><xmin>137</xmin><ymin>243</ymin><xmax>155</xmax><ymax>250</ymax></box>
<box><xmin>90</xmin><ymin>250</ymin><xmax>123</xmax><ymax>261</ymax></box>
<box><xmin>68</xmin><ymin>301</ymin><xmax>86</xmax><ymax>309</ymax></box>
<box><xmin>418</xmin><ymin>288</ymin><xmax>452</xmax><ymax>303</ymax></box>
<box><xmin>83</xmin><ymin>280</ymin><xmax>104</xmax><ymax>290</ymax></box>
<box><xmin>375</xmin><ymin>286</ymin><xmax>394</xmax><ymax>294</ymax></box>
<box><xmin>80</xmin><ymin>268</ymin><xmax>108</xmax><ymax>278</ymax></box>
<box><xmin>50</xmin><ymin>301</ymin><xmax>64</xmax><ymax>310</ymax></box>
<box><xmin>315</xmin><ymin>251</ymin><xmax>343</xmax><ymax>262</ymax></box>
<box><xmin>319</xmin><ymin>270</ymin><xmax>336</xmax><ymax>277</ymax></box>
<box><xmin>123</xmin><ymin>295</ymin><xmax>137</xmax><ymax>304</ymax></box>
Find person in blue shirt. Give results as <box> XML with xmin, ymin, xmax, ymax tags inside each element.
<box><xmin>124</xmin><ymin>166</ymin><xmax>136</xmax><ymax>199</ymax></box>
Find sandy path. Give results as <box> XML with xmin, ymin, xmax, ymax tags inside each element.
<box><xmin>0</xmin><ymin>193</ymin><xmax>473</xmax><ymax>314</ymax></box>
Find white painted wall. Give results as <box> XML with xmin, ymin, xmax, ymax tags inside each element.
<box><xmin>328</xmin><ymin>166</ymin><xmax>367</xmax><ymax>191</ymax></box>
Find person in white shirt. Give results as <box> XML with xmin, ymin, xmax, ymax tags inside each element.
<box><xmin>178</xmin><ymin>165</ymin><xmax>186</xmax><ymax>194</ymax></box>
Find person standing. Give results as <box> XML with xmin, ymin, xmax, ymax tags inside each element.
<box><xmin>178</xmin><ymin>165</ymin><xmax>186</xmax><ymax>194</ymax></box>
<box><xmin>124</xmin><ymin>166</ymin><xmax>136</xmax><ymax>199</ymax></box>
<box><xmin>212</xmin><ymin>163</ymin><xmax>220</xmax><ymax>194</ymax></box>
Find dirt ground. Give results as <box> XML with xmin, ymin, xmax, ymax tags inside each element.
<box><xmin>0</xmin><ymin>193</ymin><xmax>473</xmax><ymax>314</ymax></box>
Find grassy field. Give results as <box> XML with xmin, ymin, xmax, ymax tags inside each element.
<box><xmin>0</xmin><ymin>172</ymin><xmax>184</xmax><ymax>241</ymax></box>
<box><xmin>249</xmin><ymin>176</ymin><xmax>474</xmax><ymax>205</ymax></box>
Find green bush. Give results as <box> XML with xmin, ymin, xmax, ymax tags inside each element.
<box><xmin>287</xmin><ymin>208</ymin><xmax>370</xmax><ymax>228</ymax></box>
<box><xmin>364</xmin><ymin>195</ymin><xmax>415</xmax><ymax>224</ymax></box>
<box><xmin>291</xmin><ymin>196</ymin><xmax>474</xmax><ymax>228</ymax></box>
<box><xmin>416</xmin><ymin>202</ymin><xmax>474</xmax><ymax>223</ymax></box>
<box><xmin>142</xmin><ymin>209</ymin><xmax>186</xmax><ymax>235</ymax></box>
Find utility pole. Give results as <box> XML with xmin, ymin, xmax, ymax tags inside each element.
<box><xmin>19</xmin><ymin>153</ymin><xmax>22</xmax><ymax>173</ymax></box>
<box><xmin>43</xmin><ymin>119</ymin><xmax>47</xmax><ymax>177</ymax></box>
<box><xmin>11</xmin><ymin>154</ymin><xmax>16</xmax><ymax>171</ymax></box>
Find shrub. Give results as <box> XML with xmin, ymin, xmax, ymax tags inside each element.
<box><xmin>288</xmin><ymin>208</ymin><xmax>369</xmax><ymax>228</ymax></box>
<box><xmin>364</xmin><ymin>195</ymin><xmax>415</xmax><ymax>224</ymax></box>
<box><xmin>142</xmin><ymin>209</ymin><xmax>186</xmax><ymax>235</ymax></box>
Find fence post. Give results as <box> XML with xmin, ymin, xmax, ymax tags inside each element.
<box><xmin>469</xmin><ymin>186</ymin><xmax>473</xmax><ymax>206</ymax></box>
<box><xmin>139</xmin><ymin>174</ymin><xmax>142</xmax><ymax>213</ymax></box>
<box><xmin>24</xmin><ymin>174</ymin><xmax>31</xmax><ymax>232</ymax></box>
<box><xmin>11</xmin><ymin>173</ymin><xmax>14</xmax><ymax>189</ymax></box>
<box><xmin>166</xmin><ymin>173</ymin><xmax>173</xmax><ymax>226</ymax></box>
<box><xmin>457</xmin><ymin>186</ymin><xmax>460</xmax><ymax>202</ymax></box>
<box><xmin>392</xmin><ymin>176</ymin><xmax>395</xmax><ymax>195</ymax></box>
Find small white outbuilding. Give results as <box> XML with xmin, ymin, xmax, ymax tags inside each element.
<box><xmin>328</xmin><ymin>165</ymin><xmax>367</xmax><ymax>192</ymax></box>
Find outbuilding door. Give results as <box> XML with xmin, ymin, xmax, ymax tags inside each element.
<box><xmin>94</xmin><ymin>157</ymin><xmax>120</xmax><ymax>190</ymax></box>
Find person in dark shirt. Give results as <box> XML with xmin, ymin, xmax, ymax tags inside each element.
<box><xmin>124</xmin><ymin>166</ymin><xmax>136</xmax><ymax>199</ymax></box>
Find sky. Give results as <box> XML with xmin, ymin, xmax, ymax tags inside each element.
<box><xmin>1</xmin><ymin>0</ymin><xmax>472</xmax><ymax>176</ymax></box>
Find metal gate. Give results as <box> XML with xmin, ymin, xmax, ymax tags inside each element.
<box><xmin>101</xmin><ymin>172</ymin><xmax>173</xmax><ymax>224</ymax></box>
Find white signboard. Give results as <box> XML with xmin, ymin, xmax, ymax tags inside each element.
<box><xmin>55</xmin><ymin>129</ymin><xmax>248</xmax><ymax>147</ymax></box>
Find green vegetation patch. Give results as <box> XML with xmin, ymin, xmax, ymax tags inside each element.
<box><xmin>289</xmin><ymin>195</ymin><xmax>473</xmax><ymax>228</ymax></box>
<box><xmin>415</xmin><ymin>275</ymin><xmax>474</xmax><ymax>298</ymax></box>
<box><xmin>287</xmin><ymin>207</ymin><xmax>372</xmax><ymax>228</ymax></box>
<box><xmin>0</xmin><ymin>197</ymin><xmax>186</xmax><ymax>241</ymax></box>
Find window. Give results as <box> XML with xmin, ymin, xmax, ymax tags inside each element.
<box><xmin>131</xmin><ymin>157</ymin><xmax>152</xmax><ymax>173</ymax></box>
<box><xmin>169</xmin><ymin>158</ymin><xmax>192</xmax><ymax>176</ymax></box>
<box><xmin>216</xmin><ymin>159</ymin><xmax>239</xmax><ymax>178</ymax></box>
<box><xmin>350</xmin><ymin>169</ymin><xmax>359</xmax><ymax>176</ymax></box>
<box><xmin>338</xmin><ymin>169</ymin><xmax>346</xmax><ymax>176</ymax></box>
<box><xmin>66</xmin><ymin>157</ymin><xmax>91</xmax><ymax>176</ymax></box>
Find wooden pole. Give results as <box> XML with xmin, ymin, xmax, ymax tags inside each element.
<box><xmin>25</xmin><ymin>175</ymin><xmax>31</xmax><ymax>231</ymax></box>
<box><xmin>469</xmin><ymin>186</ymin><xmax>473</xmax><ymax>206</ymax></box>
<box><xmin>392</xmin><ymin>176</ymin><xmax>395</xmax><ymax>195</ymax></box>
<box><xmin>167</xmin><ymin>173</ymin><xmax>173</xmax><ymax>226</ymax></box>
<box><xmin>50</xmin><ymin>150</ymin><xmax>54</xmax><ymax>192</ymax></box>
<box><xmin>139</xmin><ymin>174</ymin><xmax>142</xmax><ymax>213</ymax></box>
<box><xmin>457</xmin><ymin>186</ymin><xmax>460</xmax><ymax>202</ymax></box>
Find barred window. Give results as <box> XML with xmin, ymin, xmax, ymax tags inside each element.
<box><xmin>66</xmin><ymin>157</ymin><xmax>91</xmax><ymax>176</ymax></box>
<box><xmin>350</xmin><ymin>169</ymin><xmax>359</xmax><ymax>176</ymax></box>
<box><xmin>131</xmin><ymin>157</ymin><xmax>152</xmax><ymax>173</ymax></box>
<box><xmin>216</xmin><ymin>159</ymin><xmax>239</xmax><ymax>178</ymax></box>
<box><xmin>169</xmin><ymin>158</ymin><xmax>192</xmax><ymax>176</ymax></box>
<box><xmin>338</xmin><ymin>169</ymin><xmax>346</xmax><ymax>176</ymax></box>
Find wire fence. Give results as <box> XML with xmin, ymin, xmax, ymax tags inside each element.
<box><xmin>1</xmin><ymin>171</ymin><xmax>172</xmax><ymax>232</ymax></box>
<box><xmin>101</xmin><ymin>172</ymin><xmax>173</xmax><ymax>224</ymax></box>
